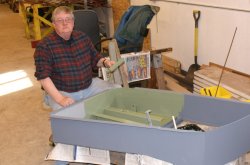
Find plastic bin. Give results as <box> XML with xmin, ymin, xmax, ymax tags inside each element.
<box><xmin>200</xmin><ymin>86</ymin><xmax>232</xmax><ymax>99</ymax></box>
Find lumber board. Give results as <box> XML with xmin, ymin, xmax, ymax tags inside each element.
<box><xmin>209</xmin><ymin>62</ymin><xmax>250</xmax><ymax>78</ymax></box>
<box><xmin>164</xmin><ymin>74</ymin><xmax>191</xmax><ymax>94</ymax></box>
<box><xmin>162</xmin><ymin>52</ymin><xmax>181</xmax><ymax>74</ymax></box>
<box><xmin>192</xmin><ymin>85</ymin><xmax>201</xmax><ymax>95</ymax></box>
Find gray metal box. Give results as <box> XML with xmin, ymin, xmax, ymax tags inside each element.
<box><xmin>51</xmin><ymin>88</ymin><xmax>250</xmax><ymax>165</ymax></box>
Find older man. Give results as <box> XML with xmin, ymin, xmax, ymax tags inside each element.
<box><xmin>34</xmin><ymin>6</ymin><xmax>119</xmax><ymax>110</ymax></box>
<box><xmin>34</xmin><ymin>6</ymin><xmax>119</xmax><ymax>165</ymax></box>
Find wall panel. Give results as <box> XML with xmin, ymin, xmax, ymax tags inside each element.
<box><xmin>131</xmin><ymin>0</ymin><xmax>250</xmax><ymax>75</ymax></box>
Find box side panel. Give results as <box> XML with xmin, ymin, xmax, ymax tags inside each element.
<box><xmin>204</xmin><ymin>114</ymin><xmax>250</xmax><ymax>164</ymax></box>
<box><xmin>50</xmin><ymin>101</ymin><xmax>85</xmax><ymax>119</ymax></box>
<box><xmin>181</xmin><ymin>94</ymin><xmax>250</xmax><ymax>126</ymax></box>
<box><xmin>51</xmin><ymin>118</ymin><xmax>206</xmax><ymax>165</ymax></box>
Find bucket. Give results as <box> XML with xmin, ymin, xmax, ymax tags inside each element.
<box><xmin>200</xmin><ymin>86</ymin><xmax>232</xmax><ymax>99</ymax></box>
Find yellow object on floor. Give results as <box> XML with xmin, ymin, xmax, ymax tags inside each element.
<box><xmin>200</xmin><ymin>86</ymin><xmax>232</xmax><ymax>99</ymax></box>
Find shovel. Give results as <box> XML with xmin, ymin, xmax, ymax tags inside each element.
<box><xmin>185</xmin><ymin>10</ymin><xmax>201</xmax><ymax>84</ymax></box>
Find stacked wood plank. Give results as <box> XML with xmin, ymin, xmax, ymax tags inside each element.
<box><xmin>193</xmin><ymin>65</ymin><xmax>250</xmax><ymax>101</ymax></box>
<box><xmin>161</xmin><ymin>52</ymin><xmax>181</xmax><ymax>74</ymax></box>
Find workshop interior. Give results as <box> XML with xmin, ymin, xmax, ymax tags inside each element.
<box><xmin>1</xmin><ymin>0</ymin><xmax>250</xmax><ymax>165</ymax></box>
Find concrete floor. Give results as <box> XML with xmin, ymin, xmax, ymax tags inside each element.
<box><xmin>0</xmin><ymin>4</ymin><xmax>54</xmax><ymax>165</ymax></box>
<box><xmin>0</xmin><ymin>4</ymin><xmax>121</xmax><ymax>165</ymax></box>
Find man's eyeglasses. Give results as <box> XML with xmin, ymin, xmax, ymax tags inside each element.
<box><xmin>54</xmin><ymin>17</ymin><xmax>73</xmax><ymax>24</ymax></box>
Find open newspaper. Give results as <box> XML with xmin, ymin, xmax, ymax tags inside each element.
<box><xmin>45</xmin><ymin>143</ymin><xmax>110</xmax><ymax>165</ymax></box>
<box><xmin>122</xmin><ymin>51</ymin><xmax>151</xmax><ymax>83</ymax></box>
<box><xmin>101</xmin><ymin>51</ymin><xmax>151</xmax><ymax>83</ymax></box>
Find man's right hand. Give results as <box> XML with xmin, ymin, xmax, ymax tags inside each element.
<box><xmin>58</xmin><ymin>96</ymin><xmax>75</xmax><ymax>107</ymax></box>
<box><xmin>40</xmin><ymin>77</ymin><xmax>75</xmax><ymax>107</ymax></box>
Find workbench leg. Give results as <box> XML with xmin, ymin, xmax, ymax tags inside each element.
<box><xmin>153</xmin><ymin>54</ymin><xmax>166</xmax><ymax>90</ymax></box>
<box><xmin>33</xmin><ymin>4</ymin><xmax>42</xmax><ymax>40</ymax></box>
<box><xmin>19</xmin><ymin>3</ymin><xmax>31</xmax><ymax>39</ymax></box>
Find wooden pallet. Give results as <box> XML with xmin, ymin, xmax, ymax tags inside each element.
<box><xmin>87</xmin><ymin>0</ymin><xmax>108</xmax><ymax>8</ymax></box>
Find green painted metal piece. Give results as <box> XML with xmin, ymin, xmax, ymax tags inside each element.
<box><xmin>93</xmin><ymin>112</ymin><xmax>144</xmax><ymax>125</ymax></box>
<box><xmin>100</xmin><ymin>107</ymin><xmax>170</xmax><ymax>126</ymax></box>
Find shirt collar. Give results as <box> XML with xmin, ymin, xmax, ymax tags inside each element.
<box><xmin>54</xmin><ymin>31</ymin><xmax>75</xmax><ymax>44</ymax></box>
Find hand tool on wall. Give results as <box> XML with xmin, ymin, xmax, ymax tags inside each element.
<box><xmin>185</xmin><ymin>10</ymin><xmax>201</xmax><ymax>84</ymax></box>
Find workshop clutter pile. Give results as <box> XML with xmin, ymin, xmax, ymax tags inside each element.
<box><xmin>4</xmin><ymin>0</ymin><xmax>19</xmax><ymax>13</ymax></box>
<box><xmin>87</xmin><ymin>0</ymin><xmax>108</xmax><ymax>8</ymax></box>
<box><xmin>4</xmin><ymin>0</ymin><xmax>109</xmax><ymax>16</ymax></box>
<box><xmin>21</xmin><ymin>0</ymin><xmax>108</xmax><ymax>8</ymax></box>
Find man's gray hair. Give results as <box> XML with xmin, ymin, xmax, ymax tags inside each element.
<box><xmin>52</xmin><ymin>6</ymin><xmax>74</xmax><ymax>22</ymax></box>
